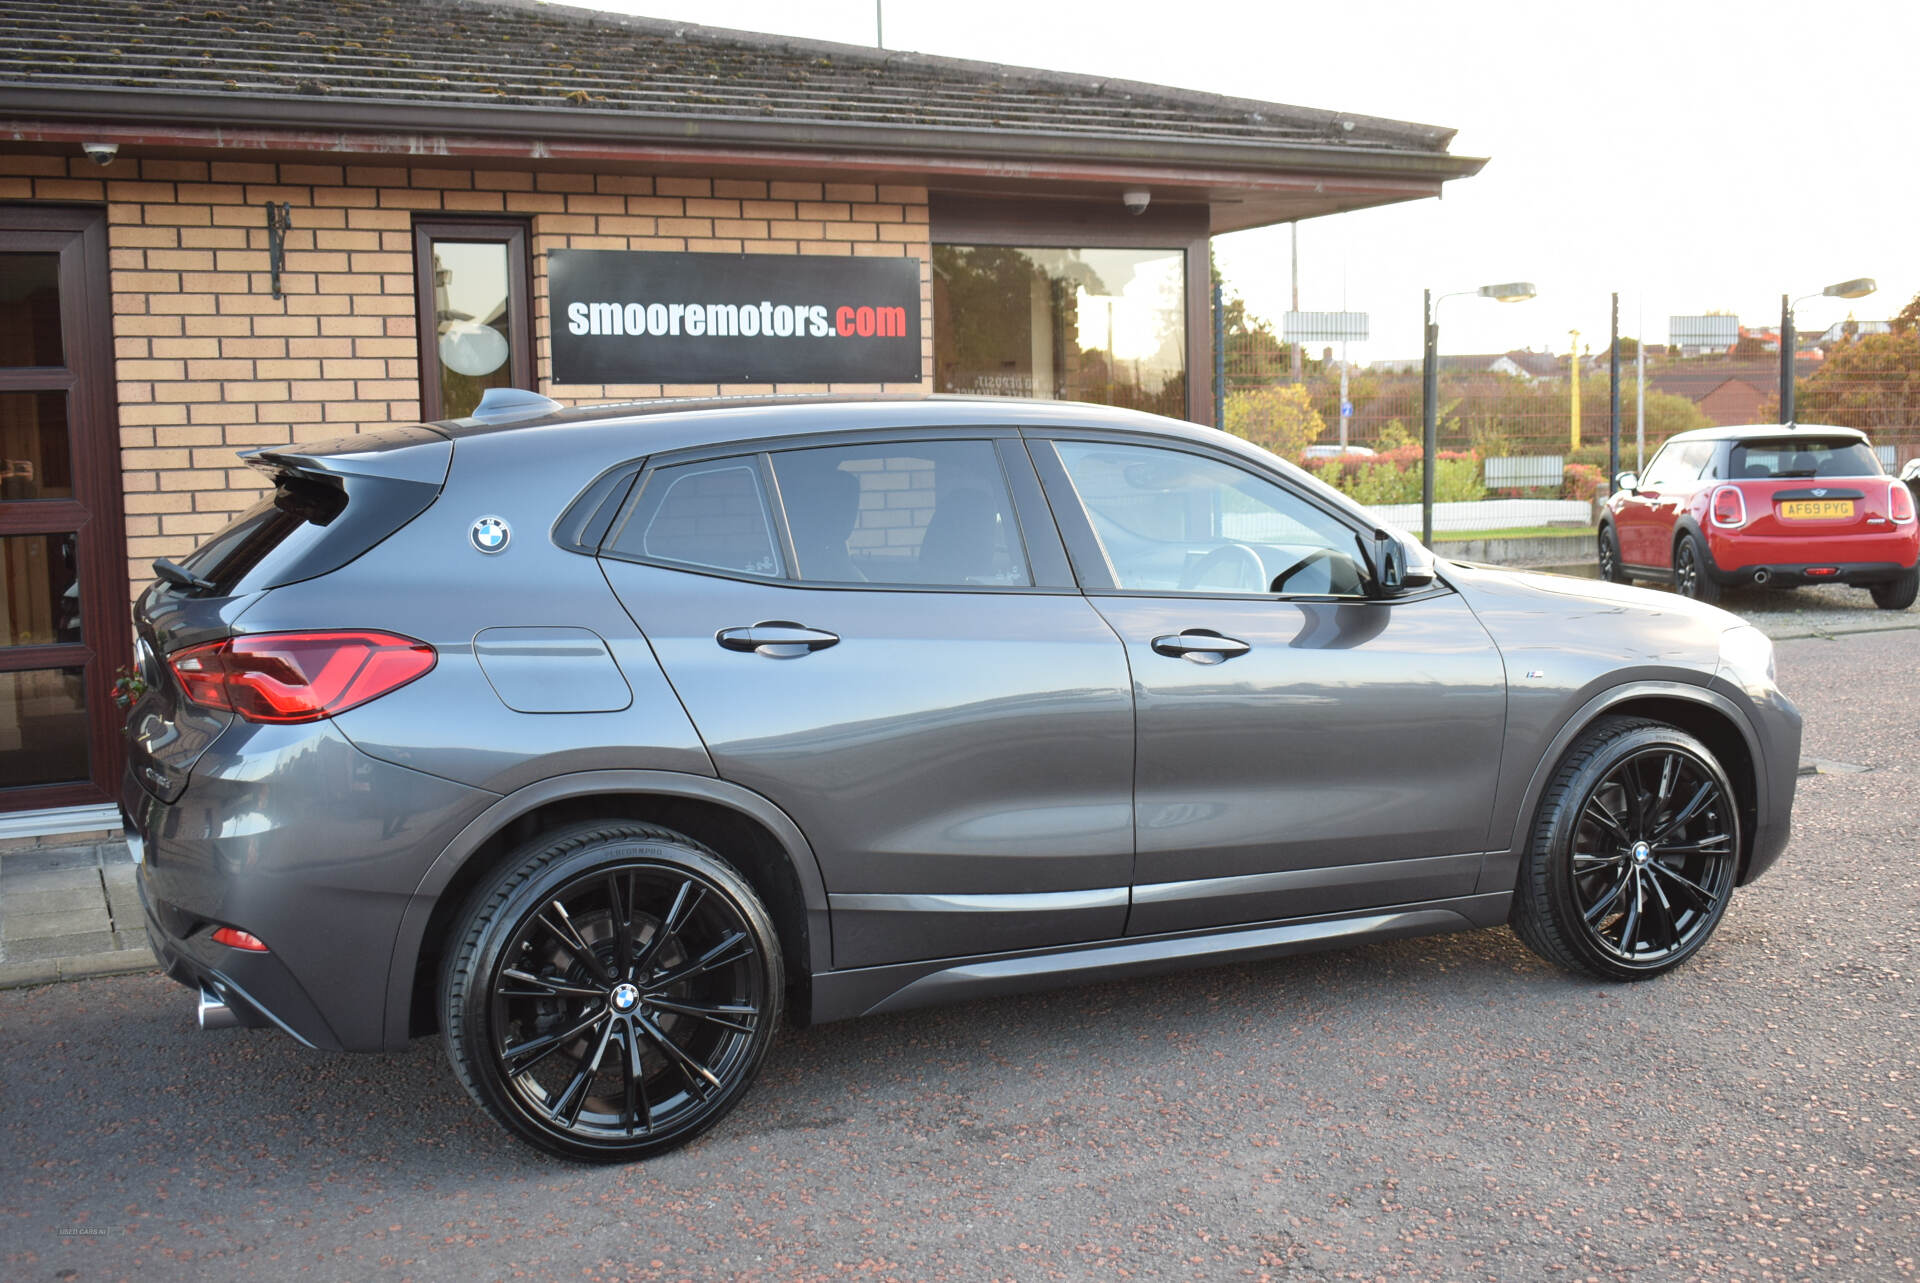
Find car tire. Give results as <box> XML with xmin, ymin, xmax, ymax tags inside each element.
<box><xmin>1673</xmin><ymin>533</ymin><xmax>1721</xmax><ymax>604</ymax></box>
<box><xmin>1598</xmin><ymin>525</ymin><xmax>1629</xmax><ymax>583</ymax></box>
<box><xmin>1869</xmin><ymin>568</ymin><xmax>1918</xmax><ymax>611</ymax></box>
<box><xmin>440</xmin><ymin>821</ymin><xmax>784</xmax><ymax>1163</ymax></box>
<box><xmin>1510</xmin><ymin>716</ymin><xmax>1740</xmax><ymax>981</ymax></box>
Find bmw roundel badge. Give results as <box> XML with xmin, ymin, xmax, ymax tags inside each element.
<box><xmin>470</xmin><ymin>515</ymin><xmax>511</xmax><ymax>554</ymax></box>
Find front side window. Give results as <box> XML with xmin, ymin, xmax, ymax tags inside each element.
<box><xmin>1730</xmin><ymin>437</ymin><xmax>1882</xmax><ymax>479</ymax></box>
<box><xmin>1052</xmin><ymin>441</ymin><xmax>1365</xmax><ymax>596</ymax></box>
<box><xmin>770</xmin><ymin>441</ymin><xmax>1029</xmax><ymax>588</ymax></box>
<box><xmin>610</xmin><ymin>458</ymin><xmax>782</xmax><ymax>578</ymax></box>
<box><xmin>932</xmin><ymin>245</ymin><xmax>1185</xmax><ymax>417</ymax></box>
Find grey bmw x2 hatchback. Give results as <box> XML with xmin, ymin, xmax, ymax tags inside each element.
<box><xmin>124</xmin><ymin>393</ymin><xmax>1800</xmax><ymax>1162</ymax></box>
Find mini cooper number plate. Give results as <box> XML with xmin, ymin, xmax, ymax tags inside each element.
<box><xmin>1779</xmin><ymin>499</ymin><xmax>1854</xmax><ymax>520</ymax></box>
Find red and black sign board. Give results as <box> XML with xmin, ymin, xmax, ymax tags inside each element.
<box><xmin>548</xmin><ymin>250</ymin><xmax>922</xmax><ymax>385</ymax></box>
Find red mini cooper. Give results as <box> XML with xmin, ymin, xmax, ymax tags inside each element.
<box><xmin>1599</xmin><ymin>424</ymin><xmax>1918</xmax><ymax>609</ymax></box>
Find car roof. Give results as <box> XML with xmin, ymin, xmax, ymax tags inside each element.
<box><xmin>436</xmin><ymin>392</ymin><xmax>1185</xmax><ymax>439</ymax></box>
<box><xmin>425</xmin><ymin>393</ymin><xmax>1250</xmax><ymax>472</ymax></box>
<box><xmin>1664</xmin><ymin>422</ymin><xmax>1870</xmax><ymax>445</ymax></box>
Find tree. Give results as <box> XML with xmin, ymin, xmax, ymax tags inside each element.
<box><xmin>1223</xmin><ymin>383</ymin><xmax>1325</xmax><ymax>457</ymax></box>
<box><xmin>1788</xmin><ymin>292</ymin><xmax>1920</xmax><ymax>435</ymax></box>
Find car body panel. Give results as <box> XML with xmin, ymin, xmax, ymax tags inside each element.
<box><xmin>125</xmin><ymin>719</ymin><xmax>496</xmax><ymax>1051</ymax></box>
<box><xmin>1086</xmin><ymin>592</ymin><xmax>1506</xmax><ymax>934</ymax></box>
<box><xmin>600</xmin><ymin>558</ymin><xmax>1137</xmax><ymax>968</ymax></box>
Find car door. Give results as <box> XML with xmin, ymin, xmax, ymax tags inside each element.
<box><xmin>1621</xmin><ymin>441</ymin><xmax>1708</xmax><ymax>568</ymax></box>
<box><xmin>596</xmin><ymin>429</ymin><xmax>1136</xmax><ymax>970</ymax></box>
<box><xmin>1613</xmin><ymin>443</ymin><xmax>1669</xmax><ymax>568</ymax></box>
<box><xmin>1028</xmin><ymin>433</ymin><xmax>1508</xmax><ymax>937</ymax></box>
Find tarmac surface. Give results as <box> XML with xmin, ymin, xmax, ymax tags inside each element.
<box><xmin>3</xmin><ymin>626</ymin><xmax>1917</xmax><ymax>1281</ymax></box>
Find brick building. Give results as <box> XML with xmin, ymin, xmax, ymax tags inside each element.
<box><xmin>0</xmin><ymin>0</ymin><xmax>1481</xmax><ymax>828</ymax></box>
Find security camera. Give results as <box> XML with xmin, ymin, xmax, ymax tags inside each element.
<box><xmin>1121</xmin><ymin>188</ymin><xmax>1150</xmax><ymax>216</ymax></box>
<box><xmin>81</xmin><ymin>142</ymin><xmax>119</xmax><ymax>166</ymax></box>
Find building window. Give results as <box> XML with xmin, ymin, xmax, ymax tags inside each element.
<box><xmin>412</xmin><ymin>219</ymin><xmax>533</xmax><ymax>420</ymax></box>
<box><xmin>932</xmin><ymin>245</ymin><xmax>1186</xmax><ymax>417</ymax></box>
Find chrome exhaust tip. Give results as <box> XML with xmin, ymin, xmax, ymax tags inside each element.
<box><xmin>1753</xmin><ymin>568</ymin><xmax>1772</xmax><ymax>585</ymax></box>
<box><xmin>197</xmin><ymin>986</ymin><xmax>241</xmax><ymax>1031</ymax></box>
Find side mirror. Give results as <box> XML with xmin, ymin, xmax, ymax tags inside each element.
<box><xmin>1613</xmin><ymin>471</ymin><xmax>1639</xmax><ymax>494</ymax></box>
<box><xmin>1355</xmin><ymin>528</ymin><xmax>1436</xmax><ymax>599</ymax></box>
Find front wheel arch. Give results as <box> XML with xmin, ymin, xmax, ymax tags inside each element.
<box><xmin>1498</xmin><ymin>685</ymin><xmax>1762</xmax><ymax>887</ymax></box>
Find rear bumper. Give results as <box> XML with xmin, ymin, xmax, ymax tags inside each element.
<box><xmin>1707</xmin><ymin>560</ymin><xmax>1915</xmax><ymax>588</ymax></box>
<box><xmin>122</xmin><ymin>719</ymin><xmax>496</xmax><ymax>1052</ymax></box>
<box><xmin>1705</xmin><ymin>526</ymin><xmax>1919</xmax><ymax>585</ymax></box>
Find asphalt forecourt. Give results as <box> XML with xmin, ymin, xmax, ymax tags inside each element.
<box><xmin>2</xmin><ymin>627</ymin><xmax>1913</xmax><ymax>1279</ymax></box>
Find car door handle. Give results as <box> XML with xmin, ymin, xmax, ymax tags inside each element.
<box><xmin>1150</xmin><ymin>629</ymin><xmax>1250</xmax><ymax>663</ymax></box>
<box><xmin>716</xmin><ymin>621</ymin><xmax>841</xmax><ymax>658</ymax></box>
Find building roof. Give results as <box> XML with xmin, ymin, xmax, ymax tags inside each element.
<box><xmin>1649</xmin><ymin>360</ymin><xmax>1816</xmax><ymax>402</ymax></box>
<box><xmin>0</xmin><ymin>0</ymin><xmax>1483</xmax><ymax>219</ymax></box>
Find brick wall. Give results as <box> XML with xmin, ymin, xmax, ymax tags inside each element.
<box><xmin>0</xmin><ymin>152</ymin><xmax>934</xmax><ymax>591</ymax></box>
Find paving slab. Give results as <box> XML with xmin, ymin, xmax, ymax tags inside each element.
<box><xmin>2</xmin><ymin>905</ymin><xmax>112</xmax><ymax>943</ymax></box>
<box><xmin>0</xmin><ymin>844</ymin><xmax>103</xmax><ymax>876</ymax></box>
<box><xmin>2</xmin><ymin>885</ymin><xmax>109</xmax><ymax>918</ymax></box>
<box><xmin>2</xmin><ymin>930</ymin><xmax>118</xmax><ymax>964</ymax></box>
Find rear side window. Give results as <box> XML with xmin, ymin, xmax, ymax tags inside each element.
<box><xmin>609</xmin><ymin>457</ymin><xmax>783</xmax><ymax>577</ymax></box>
<box><xmin>770</xmin><ymin>441</ymin><xmax>1029</xmax><ymax>587</ymax></box>
<box><xmin>1730</xmin><ymin>438</ymin><xmax>1881</xmax><ymax>479</ymax></box>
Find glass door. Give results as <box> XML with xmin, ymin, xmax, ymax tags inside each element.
<box><xmin>0</xmin><ymin>207</ymin><xmax>128</xmax><ymax>811</ymax></box>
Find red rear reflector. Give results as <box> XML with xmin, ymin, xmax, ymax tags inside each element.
<box><xmin>1891</xmin><ymin>481</ymin><xmax>1916</xmax><ymax>523</ymax></box>
<box><xmin>1710</xmin><ymin>485</ymin><xmax>1747</xmax><ymax>527</ymax></box>
<box><xmin>1807</xmin><ymin>566</ymin><xmax>1838</xmax><ymax>576</ymax></box>
<box><xmin>211</xmin><ymin>926</ymin><xmax>269</xmax><ymax>952</ymax></box>
<box><xmin>168</xmin><ymin>631</ymin><xmax>435</xmax><ymax>723</ymax></box>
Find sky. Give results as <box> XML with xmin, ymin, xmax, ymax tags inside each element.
<box><xmin>570</xmin><ymin>0</ymin><xmax>1917</xmax><ymax>363</ymax></box>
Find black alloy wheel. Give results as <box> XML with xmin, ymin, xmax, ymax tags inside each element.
<box><xmin>1673</xmin><ymin>533</ymin><xmax>1722</xmax><ymax>605</ymax></box>
<box><xmin>442</xmin><ymin>823</ymin><xmax>783</xmax><ymax>1162</ymax></box>
<box><xmin>1512</xmin><ymin>717</ymin><xmax>1740</xmax><ymax>980</ymax></box>
<box><xmin>1598</xmin><ymin>525</ymin><xmax>1628</xmax><ymax>583</ymax></box>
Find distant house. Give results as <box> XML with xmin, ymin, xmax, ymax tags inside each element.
<box><xmin>1649</xmin><ymin>359</ymin><xmax>1819</xmax><ymax>426</ymax></box>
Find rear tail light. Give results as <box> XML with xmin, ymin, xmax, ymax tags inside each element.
<box><xmin>168</xmin><ymin>630</ymin><xmax>435</xmax><ymax>723</ymax></box>
<box><xmin>1710</xmin><ymin>484</ymin><xmax>1748</xmax><ymax>527</ymax></box>
<box><xmin>211</xmin><ymin>926</ymin><xmax>270</xmax><ymax>952</ymax></box>
<box><xmin>1891</xmin><ymin>481</ymin><xmax>1916</xmax><ymax>523</ymax></box>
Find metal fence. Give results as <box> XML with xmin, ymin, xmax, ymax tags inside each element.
<box><xmin>1212</xmin><ymin>285</ymin><xmax>1920</xmax><ymax>568</ymax></box>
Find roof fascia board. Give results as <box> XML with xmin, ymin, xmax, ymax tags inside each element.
<box><xmin>0</xmin><ymin>87</ymin><xmax>1487</xmax><ymax>184</ymax></box>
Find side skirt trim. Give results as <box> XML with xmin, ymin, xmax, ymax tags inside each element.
<box><xmin>810</xmin><ymin>891</ymin><xmax>1512</xmax><ymax>1022</ymax></box>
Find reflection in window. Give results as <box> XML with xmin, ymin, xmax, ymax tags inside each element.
<box><xmin>772</xmin><ymin>441</ymin><xmax>1028</xmax><ymax>587</ymax></box>
<box><xmin>0</xmin><ymin>667</ymin><xmax>89</xmax><ymax>789</ymax></box>
<box><xmin>430</xmin><ymin>241</ymin><xmax>515</xmax><ymax>418</ymax></box>
<box><xmin>0</xmin><ymin>534</ymin><xmax>81</xmax><ymax>647</ymax></box>
<box><xmin>932</xmin><ymin>245</ymin><xmax>1186</xmax><ymax>416</ymax></box>
<box><xmin>0</xmin><ymin>391</ymin><xmax>73</xmax><ymax>501</ymax></box>
<box><xmin>614</xmin><ymin>459</ymin><xmax>782</xmax><ymax>577</ymax></box>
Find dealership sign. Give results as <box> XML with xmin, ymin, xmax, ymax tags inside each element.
<box><xmin>548</xmin><ymin>250</ymin><xmax>922</xmax><ymax>385</ymax></box>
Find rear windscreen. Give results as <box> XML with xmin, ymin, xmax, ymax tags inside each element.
<box><xmin>1729</xmin><ymin>438</ymin><xmax>1881</xmax><ymax>479</ymax></box>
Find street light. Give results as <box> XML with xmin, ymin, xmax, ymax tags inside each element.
<box><xmin>1422</xmin><ymin>281</ymin><xmax>1537</xmax><ymax>545</ymax></box>
<box><xmin>1780</xmin><ymin>276</ymin><xmax>1876</xmax><ymax>424</ymax></box>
